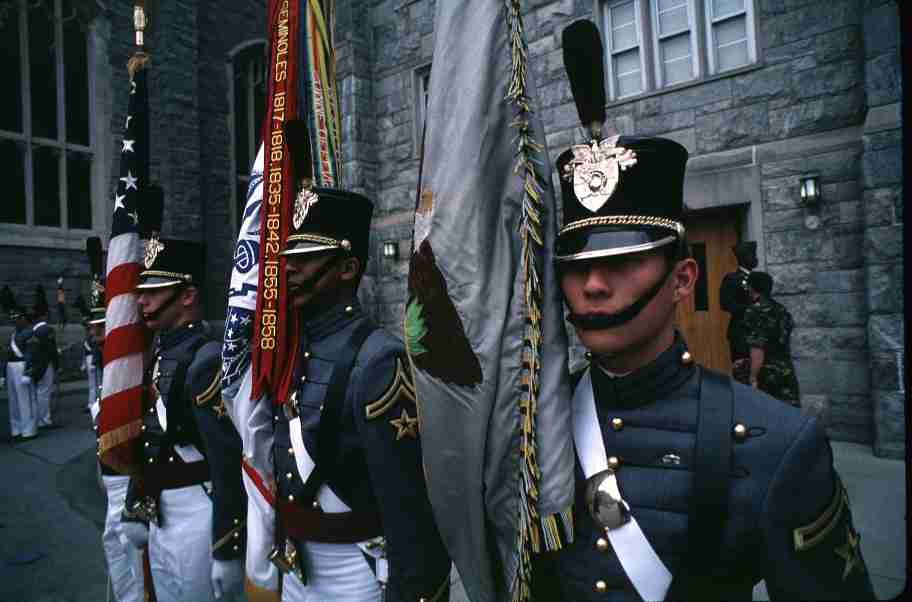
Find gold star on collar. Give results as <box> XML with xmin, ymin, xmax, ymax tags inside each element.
<box><xmin>834</xmin><ymin>526</ymin><xmax>864</xmax><ymax>580</ymax></box>
<box><xmin>389</xmin><ymin>408</ymin><xmax>419</xmax><ymax>441</ymax></box>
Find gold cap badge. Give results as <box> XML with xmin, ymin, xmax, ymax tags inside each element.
<box><xmin>143</xmin><ymin>234</ymin><xmax>165</xmax><ymax>269</ymax></box>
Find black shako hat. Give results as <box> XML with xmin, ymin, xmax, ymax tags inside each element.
<box><xmin>136</xmin><ymin>238</ymin><xmax>206</xmax><ymax>290</ymax></box>
<box><xmin>135</xmin><ymin>184</ymin><xmax>206</xmax><ymax>290</ymax></box>
<box><xmin>279</xmin><ymin>120</ymin><xmax>373</xmax><ymax>264</ymax></box>
<box><xmin>554</xmin><ymin>136</ymin><xmax>689</xmax><ymax>261</ymax></box>
<box><xmin>555</xmin><ymin>19</ymin><xmax>688</xmax><ymax>262</ymax></box>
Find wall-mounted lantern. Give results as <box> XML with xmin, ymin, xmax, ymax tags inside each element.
<box><xmin>382</xmin><ymin>241</ymin><xmax>398</xmax><ymax>260</ymax></box>
<box><xmin>799</xmin><ymin>175</ymin><xmax>821</xmax><ymax>206</ymax></box>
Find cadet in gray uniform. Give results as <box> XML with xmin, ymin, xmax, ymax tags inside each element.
<box><xmin>5</xmin><ymin>304</ymin><xmax>38</xmax><ymax>441</ymax></box>
<box><xmin>267</xmin><ymin>120</ymin><xmax>451</xmax><ymax>601</ymax></box>
<box><xmin>27</xmin><ymin>288</ymin><xmax>58</xmax><ymax>428</ymax></box>
<box><xmin>531</xmin><ymin>20</ymin><xmax>874</xmax><ymax>601</ymax></box>
<box><xmin>120</xmin><ymin>197</ymin><xmax>247</xmax><ymax>602</ymax></box>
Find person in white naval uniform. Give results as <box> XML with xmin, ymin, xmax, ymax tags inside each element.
<box><xmin>5</xmin><ymin>305</ymin><xmax>38</xmax><ymax>441</ymax></box>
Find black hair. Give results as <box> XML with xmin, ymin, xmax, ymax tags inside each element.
<box><xmin>748</xmin><ymin>271</ymin><xmax>773</xmax><ymax>297</ymax></box>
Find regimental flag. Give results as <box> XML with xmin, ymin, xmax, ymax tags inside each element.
<box><xmin>97</xmin><ymin>55</ymin><xmax>152</xmax><ymax>475</ymax></box>
<box><xmin>221</xmin><ymin>1</ymin><xmax>342</xmax><ymax>598</ymax></box>
<box><xmin>405</xmin><ymin>2</ymin><xmax>574</xmax><ymax>601</ymax></box>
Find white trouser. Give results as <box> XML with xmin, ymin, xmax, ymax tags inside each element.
<box><xmin>35</xmin><ymin>366</ymin><xmax>54</xmax><ymax>426</ymax></box>
<box><xmin>281</xmin><ymin>486</ymin><xmax>381</xmax><ymax>602</ymax></box>
<box><xmin>281</xmin><ymin>544</ymin><xmax>381</xmax><ymax>602</ymax></box>
<box><xmin>6</xmin><ymin>362</ymin><xmax>37</xmax><ymax>437</ymax></box>
<box><xmin>87</xmin><ymin>361</ymin><xmax>98</xmax><ymax>410</ymax></box>
<box><xmin>102</xmin><ymin>475</ymin><xmax>144</xmax><ymax>602</ymax></box>
<box><xmin>149</xmin><ymin>484</ymin><xmax>216</xmax><ymax>602</ymax></box>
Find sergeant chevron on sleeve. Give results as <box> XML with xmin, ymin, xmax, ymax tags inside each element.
<box><xmin>530</xmin><ymin>19</ymin><xmax>875</xmax><ymax>602</ymax></box>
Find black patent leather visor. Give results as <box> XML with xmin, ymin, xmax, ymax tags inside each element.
<box><xmin>555</xmin><ymin>226</ymin><xmax>677</xmax><ymax>262</ymax></box>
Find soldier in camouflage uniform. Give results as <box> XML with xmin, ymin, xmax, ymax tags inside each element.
<box><xmin>720</xmin><ymin>241</ymin><xmax>757</xmax><ymax>385</ymax></box>
<box><xmin>743</xmin><ymin>271</ymin><xmax>801</xmax><ymax>406</ymax></box>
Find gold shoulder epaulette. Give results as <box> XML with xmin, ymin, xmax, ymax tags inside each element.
<box><xmin>365</xmin><ymin>357</ymin><xmax>415</xmax><ymax>420</ymax></box>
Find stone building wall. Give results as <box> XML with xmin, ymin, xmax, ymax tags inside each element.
<box><xmin>356</xmin><ymin>0</ymin><xmax>904</xmax><ymax>452</ymax></box>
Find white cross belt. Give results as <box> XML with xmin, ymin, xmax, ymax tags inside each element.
<box><xmin>572</xmin><ymin>368</ymin><xmax>672</xmax><ymax>601</ymax></box>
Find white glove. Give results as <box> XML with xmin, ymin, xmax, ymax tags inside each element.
<box><xmin>20</xmin><ymin>375</ymin><xmax>32</xmax><ymax>385</ymax></box>
<box><xmin>119</xmin><ymin>521</ymin><xmax>149</xmax><ymax>549</ymax></box>
<box><xmin>211</xmin><ymin>558</ymin><xmax>245</xmax><ymax>599</ymax></box>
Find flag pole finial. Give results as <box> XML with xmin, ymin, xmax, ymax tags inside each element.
<box><xmin>133</xmin><ymin>2</ymin><xmax>147</xmax><ymax>48</ymax></box>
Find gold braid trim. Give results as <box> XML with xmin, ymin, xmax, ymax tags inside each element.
<box><xmin>285</xmin><ymin>233</ymin><xmax>341</xmax><ymax>246</ymax></box>
<box><xmin>793</xmin><ymin>479</ymin><xmax>847</xmax><ymax>552</ymax></box>
<box><xmin>560</xmin><ymin>215</ymin><xmax>685</xmax><ymax>236</ymax></box>
<box><xmin>195</xmin><ymin>368</ymin><xmax>222</xmax><ymax>406</ymax></box>
<box><xmin>365</xmin><ymin>358</ymin><xmax>416</xmax><ymax>420</ymax></box>
<box><xmin>538</xmin><ymin>506</ymin><xmax>575</xmax><ymax>551</ymax></box>
<box><xmin>424</xmin><ymin>573</ymin><xmax>451</xmax><ymax>602</ymax></box>
<box><xmin>139</xmin><ymin>270</ymin><xmax>194</xmax><ymax>282</ymax></box>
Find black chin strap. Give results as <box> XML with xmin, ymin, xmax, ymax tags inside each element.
<box><xmin>292</xmin><ymin>254</ymin><xmax>341</xmax><ymax>293</ymax></box>
<box><xmin>567</xmin><ymin>263</ymin><xmax>673</xmax><ymax>330</ymax></box>
<box><xmin>142</xmin><ymin>285</ymin><xmax>184</xmax><ymax>322</ymax></box>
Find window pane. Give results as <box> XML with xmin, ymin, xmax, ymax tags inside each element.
<box><xmin>612</xmin><ymin>22</ymin><xmax>638</xmax><ymax>50</ymax></box>
<box><xmin>29</xmin><ymin>3</ymin><xmax>58</xmax><ymax>140</ymax></box>
<box><xmin>33</xmin><ymin>144</ymin><xmax>60</xmax><ymax>226</ymax></box>
<box><xmin>711</xmin><ymin>0</ymin><xmax>745</xmax><ymax>20</ymax></box>
<box><xmin>67</xmin><ymin>151</ymin><xmax>92</xmax><ymax>229</ymax></box>
<box><xmin>611</xmin><ymin>1</ymin><xmax>637</xmax><ymax>26</ymax></box>
<box><xmin>0</xmin><ymin>5</ymin><xmax>23</xmax><ymax>133</ymax></box>
<box><xmin>662</xmin><ymin>33</ymin><xmax>691</xmax><ymax>62</ymax></box>
<box><xmin>714</xmin><ymin>15</ymin><xmax>746</xmax><ymax>46</ymax></box>
<box><xmin>614</xmin><ymin>48</ymin><xmax>641</xmax><ymax>76</ymax></box>
<box><xmin>252</xmin><ymin>58</ymin><xmax>266</xmax><ymax>152</ymax></box>
<box><xmin>611</xmin><ymin>2</ymin><xmax>638</xmax><ymax>50</ymax></box>
<box><xmin>658</xmin><ymin>5</ymin><xmax>688</xmax><ymax>35</ymax></box>
<box><xmin>662</xmin><ymin>34</ymin><xmax>693</xmax><ymax>84</ymax></box>
<box><xmin>659</xmin><ymin>0</ymin><xmax>685</xmax><ymax>11</ymax></box>
<box><xmin>0</xmin><ymin>140</ymin><xmax>26</xmax><ymax>223</ymax></box>
<box><xmin>616</xmin><ymin>72</ymin><xmax>642</xmax><ymax>97</ymax></box>
<box><xmin>717</xmin><ymin>39</ymin><xmax>748</xmax><ymax>71</ymax></box>
<box><xmin>233</xmin><ymin>61</ymin><xmax>249</xmax><ymax>175</ymax></box>
<box><xmin>63</xmin><ymin>0</ymin><xmax>89</xmax><ymax>145</ymax></box>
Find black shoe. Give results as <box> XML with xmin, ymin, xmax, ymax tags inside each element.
<box><xmin>11</xmin><ymin>435</ymin><xmax>22</xmax><ymax>443</ymax></box>
<box><xmin>19</xmin><ymin>433</ymin><xmax>38</xmax><ymax>441</ymax></box>
<box><xmin>39</xmin><ymin>423</ymin><xmax>60</xmax><ymax>430</ymax></box>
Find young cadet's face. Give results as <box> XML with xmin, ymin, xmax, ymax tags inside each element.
<box><xmin>560</xmin><ymin>249</ymin><xmax>694</xmax><ymax>369</ymax></box>
<box><xmin>136</xmin><ymin>286</ymin><xmax>187</xmax><ymax>332</ymax></box>
<box><xmin>284</xmin><ymin>252</ymin><xmax>342</xmax><ymax>311</ymax></box>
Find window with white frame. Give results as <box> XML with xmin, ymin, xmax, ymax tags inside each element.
<box><xmin>230</xmin><ymin>42</ymin><xmax>267</xmax><ymax>229</ymax></box>
<box><xmin>413</xmin><ymin>64</ymin><xmax>431</xmax><ymax>156</ymax></box>
<box><xmin>600</xmin><ymin>0</ymin><xmax>755</xmax><ymax>101</ymax></box>
<box><xmin>0</xmin><ymin>0</ymin><xmax>94</xmax><ymax>229</ymax></box>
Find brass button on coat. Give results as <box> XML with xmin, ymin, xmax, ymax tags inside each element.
<box><xmin>595</xmin><ymin>537</ymin><xmax>609</xmax><ymax>552</ymax></box>
<box><xmin>610</xmin><ymin>417</ymin><xmax>624</xmax><ymax>431</ymax></box>
<box><xmin>607</xmin><ymin>456</ymin><xmax>620</xmax><ymax>468</ymax></box>
<box><xmin>595</xmin><ymin>580</ymin><xmax>607</xmax><ymax>593</ymax></box>
<box><xmin>733</xmin><ymin>423</ymin><xmax>748</xmax><ymax>441</ymax></box>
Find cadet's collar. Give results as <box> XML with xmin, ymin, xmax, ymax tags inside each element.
<box><xmin>158</xmin><ymin>319</ymin><xmax>205</xmax><ymax>350</ymax></box>
<box><xmin>302</xmin><ymin>299</ymin><xmax>362</xmax><ymax>341</ymax></box>
<box><xmin>591</xmin><ymin>332</ymin><xmax>695</xmax><ymax>409</ymax></box>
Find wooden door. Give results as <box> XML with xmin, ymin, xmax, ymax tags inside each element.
<box><xmin>674</xmin><ymin>208</ymin><xmax>741</xmax><ymax>373</ymax></box>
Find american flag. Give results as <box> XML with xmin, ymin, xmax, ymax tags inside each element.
<box><xmin>97</xmin><ymin>60</ymin><xmax>151</xmax><ymax>474</ymax></box>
